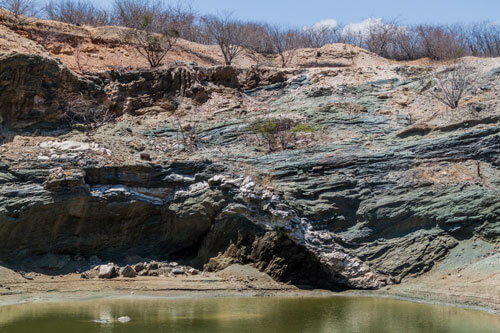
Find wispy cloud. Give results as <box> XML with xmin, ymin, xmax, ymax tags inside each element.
<box><xmin>343</xmin><ymin>18</ymin><xmax>384</xmax><ymax>34</ymax></box>
<box><xmin>305</xmin><ymin>18</ymin><xmax>338</xmax><ymax>31</ymax></box>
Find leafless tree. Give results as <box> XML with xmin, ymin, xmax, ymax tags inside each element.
<box><xmin>302</xmin><ymin>25</ymin><xmax>338</xmax><ymax>48</ymax></box>
<box><xmin>364</xmin><ymin>19</ymin><xmax>400</xmax><ymax>58</ymax></box>
<box><xmin>416</xmin><ymin>25</ymin><xmax>467</xmax><ymax>60</ymax></box>
<box><xmin>44</xmin><ymin>0</ymin><xmax>110</xmax><ymax>26</ymax></box>
<box><xmin>166</xmin><ymin>1</ymin><xmax>199</xmax><ymax>42</ymax></box>
<box><xmin>428</xmin><ymin>63</ymin><xmax>475</xmax><ymax>109</ymax></box>
<box><xmin>0</xmin><ymin>0</ymin><xmax>39</xmax><ymax>18</ymax></box>
<box><xmin>202</xmin><ymin>13</ymin><xmax>246</xmax><ymax>65</ymax></box>
<box><xmin>267</xmin><ymin>25</ymin><xmax>300</xmax><ymax>67</ymax></box>
<box><xmin>113</xmin><ymin>0</ymin><xmax>161</xmax><ymax>28</ymax></box>
<box><xmin>391</xmin><ymin>27</ymin><xmax>424</xmax><ymax>60</ymax></box>
<box><xmin>114</xmin><ymin>0</ymin><xmax>201</xmax><ymax>41</ymax></box>
<box><xmin>242</xmin><ymin>22</ymin><xmax>272</xmax><ymax>52</ymax></box>
<box><xmin>125</xmin><ymin>12</ymin><xmax>179</xmax><ymax>68</ymax></box>
<box><xmin>466</xmin><ymin>22</ymin><xmax>500</xmax><ymax>57</ymax></box>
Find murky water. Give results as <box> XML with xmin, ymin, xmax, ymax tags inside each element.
<box><xmin>0</xmin><ymin>296</ymin><xmax>499</xmax><ymax>332</ymax></box>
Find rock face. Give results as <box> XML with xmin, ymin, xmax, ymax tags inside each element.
<box><xmin>0</xmin><ymin>51</ymin><xmax>499</xmax><ymax>290</ymax></box>
<box><xmin>0</xmin><ymin>53</ymin><xmax>105</xmax><ymax>128</ymax></box>
<box><xmin>0</xmin><ymin>53</ymin><xmax>289</xmax><ymax>128</ymax></box>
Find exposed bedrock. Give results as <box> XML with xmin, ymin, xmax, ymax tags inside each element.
<box><xmin>0</xmin><ymin>52</ymin><xmax>289</xmax><ymax>129</ymax></box>
<box><xmin>0</xmin><ymin>53</ymin><xmax>105</xmax><ymax>128</ymax></box>
<box><xmin>0</xmin><ymin>159</ymin><xmax>384</xmax><ymax>289</ymax></box>
<box><xmin>1</xmin><ymin>124</ymin><xmax>498</xmax><ymax>288</ymax></box>
<box><xmin>0</xmin><ymin>52</ymin><xmax>499</xmax><ymax>290</ymax></box>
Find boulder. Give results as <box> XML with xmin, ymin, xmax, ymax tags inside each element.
<box><xmin>147</xmin><ymin>269</ymin><xmax>159</xmax><ymax>276</ymax></box>
<box><xmin>134</xmin><ymin>263</ymin><xmax>145</xmax><ymax>272</ymax></box>
<box><xmin>172</xmin><ymin>267</ymin><xmax>185</xmax><ymax>275</ymax></box>
<box><xmin>98</xmin><ymin>264</ymin><xmax>115</xmax><ymax>279</ymax></box>
<box><xmin>121</xmin><ymin>265</ymin><xmax>137</xmax><ymax>278</ymax></box>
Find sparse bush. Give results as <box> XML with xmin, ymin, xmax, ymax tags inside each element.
<box><xmin>364</xmin><ymin>19</ymin><xmax>401</xmax><ymax>59</ymax></box>
<box><xmin>242</xmin><ymin>22</ymin><xmax>273</xmax><ymax>54</ymax></box>
<box><xmin>174</xmin><ymin>117</ymin><xmax>199</xmax><ymax>152</ymax></box>
<box><xmin>3</xmin><ymin>0</ymin><xmax>499</xmax><ymax>63</ymax></box>
<box><xmin>61</xmin><ymin>93</ymin><xmax>115</xmax><ymax>132</ymax></box>
<box><xmin>291</xmin><ymin>123</ymin><xmax>316</xmax><ymax>133</ymax></box>
<box><xmin>165</xmin><ymin>1</ymin><xmax>200</xmax><ymax>43</ymax></box>
<box><xmin>113</xmin><ymin>0</ymin><xmax>160</xmax><ymax>28</ymax></box>
<box><xmin>466</xmin><ymin>22</ymin><xmax>500</xmax><ymax>57</ymax></box>
<box><xmin>0</xmin><ymin>0</ymin><xmax>39</xmax><ymax>18</ymax></box>
<box><xmin>114</xmin><ymin>0</ymin><xmax>180</xmax><ymax>68</ymax></box>
<box><xmin>428</xmin><ymin>63</ymin><xmax>475</xmax><ymax>109</ymax></box>
<box><xmin>44</xmin><ymin>0</ymin><xmax>110</xmax><ymax>26</ymax></box>
<box><xmin>251</xmin><ymin>117</ymin><xmax>316</xmax><ymax>152</ymax></box>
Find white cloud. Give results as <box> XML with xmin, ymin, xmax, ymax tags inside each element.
<box><xmin>305</xmin><ymin>19</ymin><xmax>338</xmax><ymax>31</ymax></box>
<box><xmin>342</xmin><ymin>18</ymin><xmax>384</xmax><ymax>35</ymax></box>
<box><xmin>341</xmin><ymin>18</ymin><xmax>406</xmax><ymax>40</ymax></box>
<box><xmin>312</xmin><ymin>19</ymin><xmax>338</xmax><ymax>30</ymax></box>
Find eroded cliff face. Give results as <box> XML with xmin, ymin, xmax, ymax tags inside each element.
<box><xmin>1</xmin><ymin>51</ymin><xmax>499</xmax><ymax>290</ymax></box>
<box><xmin>0</xmin><ymin>53</ymin><xmax>105</xmax><ymax>128</ymax></box>
<box><xmin>0</xmin><ymin>52</ymin><xmax>288</xmax><ymax>129</ymax></box>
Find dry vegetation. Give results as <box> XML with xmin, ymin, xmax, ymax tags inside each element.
<box><xmin>428</xmin><ymin>63</ymin><xmax>475</xmax><ymax>109</ymax></box>
<box><xmin>1</xmin><ymin>0</ymin><xmax>499</xmax><ymax>68</ymax></box>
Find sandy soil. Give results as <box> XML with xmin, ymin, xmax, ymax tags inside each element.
<box><xmin>0</xmin><ymin>264</ymin><xmax>335</xmax><ymax>306</ymax></box>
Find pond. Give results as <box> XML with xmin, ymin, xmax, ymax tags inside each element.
<box><xmin>0</xmin><ymin>296</ymin><xmax>499</xmax><ymax>332</ymax></box>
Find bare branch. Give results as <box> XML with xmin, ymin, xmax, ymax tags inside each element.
<box><xmin>428</xmin><ymin>63</ymin><xmax>475</xmax><ymax>109</ymax></box>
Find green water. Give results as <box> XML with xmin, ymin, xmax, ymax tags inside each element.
<box><xmin>0</xmin><ymin>296</ymin><xmax>499</xmax><ymax>333</ymax></box>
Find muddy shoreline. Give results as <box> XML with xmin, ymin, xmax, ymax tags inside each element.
<box><xmin>1</xmin><ymin>264</ymin><xmax>499</xmax><ymax>315</ymax></box>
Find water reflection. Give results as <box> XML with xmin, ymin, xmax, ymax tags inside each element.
<box><xmin>0</xmin><ymin>296</ymin><xmax>499</xmax><ymax>333</ymax></box>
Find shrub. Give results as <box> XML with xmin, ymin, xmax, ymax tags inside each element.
<box><xmin>174</xmin><ymin>117</ymin><xmax>199</xmax><ymax>152</ymax></box>
<box><xmin>113</xmin><ymin>0</ymin><xmax>161</xmax><ymax>28</ymax></box>
<box><xmin>0</xmin><ymin>0</ymin><xmax>38</xmax><ymax>18</ymax></box>
<box><xmin>291</xmin><ymin>123</ymin><xmax>316</xmax><ymax>133</ymax></box>
<box><xmin>44</xmin><ymin>0</ymin><xmax>110</xmax><ymax>26</ymax></box>
<box><xmin>61</xmin><ymin>93</ymin><xmax>115</xmax><ymax>132</ymax></box>
<box><xmin>428</xmin><ymin>63</ymin><xmax>475</xmax><ymax>109</ymax></box>
<box><xmin>251</xmin><ymin>117</ymin><xmax>316</xmax><ymax>152</ymax></box>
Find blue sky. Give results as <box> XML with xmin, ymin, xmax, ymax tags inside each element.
<box><xmin>50</xmin><ymin>0</ymin><xmax>500</xmax><ymax>27</ymax></box>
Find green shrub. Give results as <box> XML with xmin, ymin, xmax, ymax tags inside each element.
<box><xmin>251</xmin><ymin>117</ymin><xmax>315</xmax><ymax>152</ymax></box>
